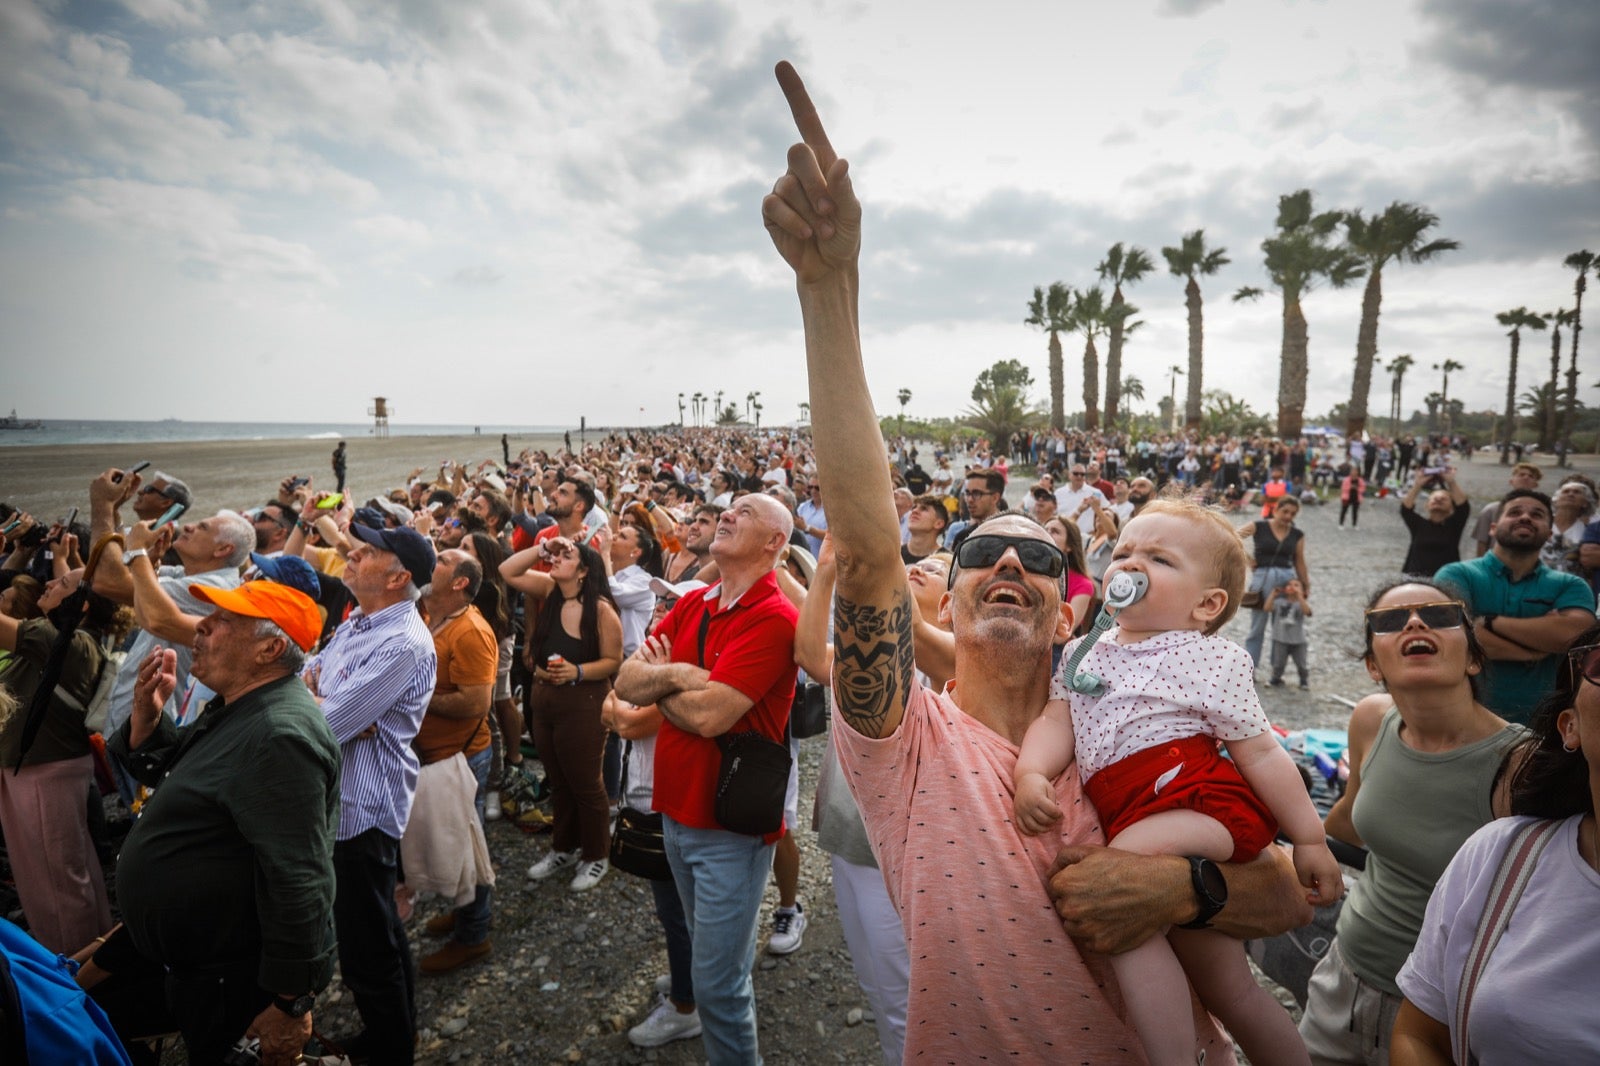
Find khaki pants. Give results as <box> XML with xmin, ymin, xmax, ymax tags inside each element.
<box><xmin>1298</xmin><ymin>939</ymin><xmax>1401</xmax><ymax>1066</ymax></box>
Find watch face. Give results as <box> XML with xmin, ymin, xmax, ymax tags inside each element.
<box><xmin>1198</xmin><ymin>859</ymin><xmax>1227</xmax><ymax>903</ymax></box>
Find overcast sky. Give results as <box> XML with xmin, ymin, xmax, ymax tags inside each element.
<box><xmin>2</xmin><ymin>0</ymin><xmax>1596</xmax><ymax>430</ymax></box>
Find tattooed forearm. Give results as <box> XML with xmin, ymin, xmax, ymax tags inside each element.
<box><xmin>832</xmin><ymin>591</ymin><xmax>915</xmax><ymax>738</ymax></box>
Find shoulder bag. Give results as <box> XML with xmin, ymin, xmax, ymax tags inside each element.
<box><xmin>700</xmin><ymin>609</ymin><xmax>792</xmax><ymax>836</ymax></box>
<box><xmin>609</xmin><ymin>739</ymin><xmax>672</xmax><ymax>881</ymax></box>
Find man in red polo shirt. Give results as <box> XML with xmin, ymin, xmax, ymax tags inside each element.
<box><xmin>615</xmin><ymin>492</ymin><xmax>798</xmax><ymax>1066</ymax></box>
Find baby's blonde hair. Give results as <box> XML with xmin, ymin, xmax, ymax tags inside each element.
<box><xmin>1136</xmin><ymin>498</ymin><xmax>1248</xmax><ymax>634</ymax></box>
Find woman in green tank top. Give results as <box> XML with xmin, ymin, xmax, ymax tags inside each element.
<box><xmin>1298</xmin><ymin>579</ymin><xmax>1525</xmax><ymax>1066</ymax></box>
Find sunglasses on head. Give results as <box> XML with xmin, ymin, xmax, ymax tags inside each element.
<box><xmin>949</xmin><ymin>534</ymin><xmax>1065</xmax><ymax>589</ymax></box>
<box><xmin>1365</xmin><ymin>601</ymin><xmax>1466</xmax><ymax>634</ymax></box>
<box><xmin>1566</xmin><ymin>643</ymin><xmax>1600</xmax><ymax>689</ymax></box>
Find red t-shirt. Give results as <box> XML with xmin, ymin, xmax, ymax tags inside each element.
<box><xmin>650</xmin><ymin>572</ymin><xmax>798</xmax><ymax>838</ymax></box>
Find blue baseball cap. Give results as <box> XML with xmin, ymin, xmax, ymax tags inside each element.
<box><xmin>250</xmin><ymin>553</ymin><xmax>320</xmax><ymax>600</ymax></box>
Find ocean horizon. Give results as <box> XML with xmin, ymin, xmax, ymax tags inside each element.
<box><xmin>0</xmin><ymin>419</ymin><xmax>588</xmax><ymax>448</ymax></box>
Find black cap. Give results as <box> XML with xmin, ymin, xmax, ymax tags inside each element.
<box><xmin>349</xmin><ymin>524</ymin><xmax>436</xmax><ymax>590</ymax></box>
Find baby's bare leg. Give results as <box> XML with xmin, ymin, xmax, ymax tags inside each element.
<box><xmin>1103</xmin><ymin>811</ymin><xmax>1234</xmax><ymax>1066</ymax></box>
<box><xmin>1170</xmin><ymin>926</ymin><xmax>1310</xmax><ymax>1066</ymax></box>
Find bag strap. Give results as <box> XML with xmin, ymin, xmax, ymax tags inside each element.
<box><xmin>1451</xmin><ymin>818</ymin><xmax>1561</xmax><ymax>1065</ymax></box>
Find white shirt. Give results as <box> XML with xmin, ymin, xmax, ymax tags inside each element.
<box><xmin>1054</xmin><ymin>483</ymin><xmax>1108</xmax><ymax>537</ymax></box>
<box><xmin>609</xmin><ymin>564</ymin><xmax>656</xmax><ymax>657</ymax></box>
<box><xmin>1049</xmin><ymin>628</ymin><xmax>1268</xmax><ymax>778</ymax></box>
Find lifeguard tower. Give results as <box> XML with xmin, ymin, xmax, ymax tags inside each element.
<box><xmin>368</xmin><ymin>397</ymin><xmax>391</xmax><ymax>438</ymax></box>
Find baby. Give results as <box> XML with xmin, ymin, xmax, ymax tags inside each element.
<box><xmin>1014</xmin><ymin>499</ymin><xmax>1339</xmax><ymax>1066</ymax></box>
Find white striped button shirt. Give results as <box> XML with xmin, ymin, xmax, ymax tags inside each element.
<box><xmin>305</xmin><ymin>599</ymin><xmax>437</xmax><ymax>842</ymax></box>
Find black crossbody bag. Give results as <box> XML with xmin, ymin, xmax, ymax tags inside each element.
<box><xmin>702</xmin><ymin>608</ymin><xmax>792</xmax><ymax>836</ymax></box>
<box><xmin>609</xmin><ymin>739</ymin><xmax>673</xmax><ymax>881</ymax></box>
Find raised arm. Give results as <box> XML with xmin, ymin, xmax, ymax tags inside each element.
<box><xmin>764</xmin><ymin>62</ymin><xmax>911</xmax><ymax>741</ymax></box>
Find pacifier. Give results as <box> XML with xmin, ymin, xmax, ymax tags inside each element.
<box><xmin>1065</xmin><ymin>570</ymin><xmax>1149</xmax><ymax>696</ymax></box>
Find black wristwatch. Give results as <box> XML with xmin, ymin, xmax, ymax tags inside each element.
<box><xmin>1482</xmin><ymin>613</ymin><xmax>1499</xmax><ymax>634</ymax></box>
<box><xmin>1179</xmin><ymin>856</ymin><xmax>1228</xmax><ymax>929</ymax></box>
<box><xmin>273</xmin><ymin>992</ymin><xmax>315</xmax><ymax>1018</ymax></box>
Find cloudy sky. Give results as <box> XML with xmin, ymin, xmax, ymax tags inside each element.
<box><xmin>2</xmin><ymin>0</ymin><xmax>1596</xmax><ymax>430</ymax></box>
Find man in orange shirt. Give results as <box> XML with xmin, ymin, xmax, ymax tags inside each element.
<box><xmin>414</xmin><ymin>548</ymin><xmax>499</xmax><ymax>973</ymax></box>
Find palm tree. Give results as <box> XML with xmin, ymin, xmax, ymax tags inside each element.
<box><xmin>1026</xmin><ymin>283</ymin><xmax>1073</xmax><ymax>431</ymax></box>
<box><xmin>1560</xmin><ymin>250</ymin><xmax>1593</xmax><ymax>465</ymax></box>
<box><xmin>1495</xmin><ymin>308</ymin><xmax>1547</xmax><ymax>463</ymax></box>
<box><xmin>798</xmin><ymin>401</ymin><xmax>810</xmax><ymax>423</ymax></box>
<box><xmin>966</xmin><ymin>359</ymin><xmax>1040</xmax><ymax>447</ymax></box>
<box><xmin>1542</xmin><ymin>310</ymin><xmax>1575</xmax><ymax>449</ymax></box>
<box><xmin>1385</xmin><ymin>354</ymin><xmax>1414</xmax><ymax>431</ymax></box>
<box><xmin>713</xmin><ymin>391</ymin><xmax>724</xmax><ymax>424</ymax></box>
<box><xmin>691</xmin><ymin>391</ymin><xmax>706</xmax><ymax>427</ymax></box>
<box><xmin>1097</xmin><ymin>243</ymin><xmax>1156</xmax><ymax>428</ymax></box>
<box><xmin>1166</xmin><ymin>364</ymin><xmax>1184</xmax><ymax>432</ymax></box>
<box><xmin>1424</xmin><ymin>391</ymin><xmax>1442</xmax><ymax>431</ymax></box>
<box><xmin>677</xmin><ymin>392</ymin><xmax>686</xmax><ymax>427</ymax></box>
<box><xmin>1342</xmin><ymin>203</ymin><xmax>1459</xmax><ymax>439</ymax></box>
<box><xmin>1234</xmin><ymin>190</ymin><xmax>1365</xmax><ymax>440</ymax></box>
<box><xmin>753</xmin><ymin>400</ymin><xmax>763</xmax><ymax>429</ymax></box>
<box><xmin>1120</xmin><ymin>375</ymin><xmax>1145</xmax><ymax>430</ymax></box>
<box><xmin>1433</xmin><ymin>359</ymin><xmax>1464</xmax><ymax>434</ymax></box>
<box><xmin>1069</xmin><ymin>287</ymin><xmax>1109</xmax><ymax>430</ymax></box>
<box><xmin>896</xmin><ymin>388</ymin><xmax>912</xmax><ymax>436</ymax></box>
<box><xmin>1161</xmin><ymin>231</ymin><xmax>1229</xmax><ymax>431</ymax></box>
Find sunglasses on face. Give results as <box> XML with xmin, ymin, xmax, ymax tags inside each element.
<box><xmin>949</xmin><ymin>534</ymin><xmax>1065</xmax><ymax>588</ymax></box>
<box><xmin>1365</xmin><ymin>601</ymin><xmax>1467</xmax><ymax>634</ymax></box>
<box><xmin>1567</xmin><ymin>643</ymin><xmax>1600</xmax><ymax>689</ymax></box>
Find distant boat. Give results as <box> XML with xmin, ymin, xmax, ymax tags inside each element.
<box><xmin>161</xmin><ymin>417</ymin><xmax>182</xmax><ymax>423</ymax></box>
<box><xmin>0</xmin><ymin>409</ymin><xmax>42</xmax><ymax>430</ymax></box>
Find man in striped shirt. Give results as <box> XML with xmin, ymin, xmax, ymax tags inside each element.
<box><xmin>304</xmin><ymin>524</ymin><xmax>437</xmax><ymax>1066</ymax></box>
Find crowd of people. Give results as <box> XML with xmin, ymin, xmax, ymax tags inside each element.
<box><xmin>2</xmin><ymin>63</ymin><xmax>1600</xmax><ymax>1066</ymax></box>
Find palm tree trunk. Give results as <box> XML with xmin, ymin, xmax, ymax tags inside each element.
<box><xmin>1277</xmin><ymin>294</ymin><xmax>1309</xmax><ymax>439</ymax></box>
<box><xmin>1184</xmin><ymin>277</ymin><xmax>1204</xmax><ymax>431</ymax></box>
<box><xmin>1500</xmin><ymin>331</ymin><xmax>1520</xmax><ymax>464</ymax></box>
<box><xmin>1543</xmin><ymin>326</ymin><xmax>1561</xmax><ymax>450</ymax></box>
<box><xmin>1561</xmin><ymin>273</ymin><xmax>1586</xmax><ymax>465</ymax></box>
<box><xmin>1048</xmin><ymin>332</ymin><xmax>1064</xmax><ymax>432</ymax></box>
<box><xmin>1105</xmin><ymin>290</ymin><xmax>1124</xmax><ymax>427</ymax></box>
<box><xmin>1347</xmin><ymin>270</ymin><xmax>1382</xmax><ymax>440</ymax></box>
<box><xmin>1082</xmin><ymin>335</ymin><xmax>1100</xmax><ymax>431</ymax></box>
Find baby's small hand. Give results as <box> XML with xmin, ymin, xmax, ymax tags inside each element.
<box><xmin>1014</xmin><ymin>773</ymin><xmax>1063</xmax><ymax>836</ymax></box>
<box><xmin>1293</xmin><ymin>842</ymin><xmax>1346</xmax><ymax>905</ymax></box>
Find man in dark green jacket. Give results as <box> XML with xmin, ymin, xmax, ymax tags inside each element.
<box><xmin>111</xmin><ymin>581</ymin><xmax>339</xmax><ymax>1066</ymax></box>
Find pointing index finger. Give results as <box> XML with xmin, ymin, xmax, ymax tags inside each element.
<box><xmin>775</xmin><ymin>61</ymin><xmax>837</xmax><ymax>174</ymax></box>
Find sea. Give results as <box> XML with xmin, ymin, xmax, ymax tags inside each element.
<box><xmin>0</xmin><ymin>420</ymin><xmax>581</xmax><ymax>448</ymax></box>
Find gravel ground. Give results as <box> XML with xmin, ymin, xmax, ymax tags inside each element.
<box><xmin>216</xmin><ymin>454</ymin><xmax>1600</xmax><ymax>1064</ymax></box>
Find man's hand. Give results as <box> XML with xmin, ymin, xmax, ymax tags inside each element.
<box><xmin>125</xmin><ymin>520</ymin><xmax>173</xmax><ymax>557</ymax></box>
<box><xmin>638</xmin><ymin>633</ymin><xmax>675</xmax><ymax>667</ymax></box>
<box><xmin>129</xmin><ymin>647</ymin><xmax>178</xmax><ymax>748</ymax></box>
<box><xmin>245</xmin><ymin>1002</ymin><xmax>312</xmax><ymax>1066</ymax></box>
<box><xmin>1047</xmin><ymin>846</ymin><xmax>1192</xmax><ymax>955</ymax></box>
<box><xmin>91</xmin><ymin>468</ymin><xmax>140</xmax><ymax>509</ymax></box>
<box><xmin>762</xmin><ymin>62</ymin><xmax>861</xmax><ymax>286</ymax></box>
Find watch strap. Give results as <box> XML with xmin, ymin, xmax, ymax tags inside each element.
<box><xmin>1179</xmin><ymin>855</ymin><xmax>1226</xmax><ymax>930</ymax></box>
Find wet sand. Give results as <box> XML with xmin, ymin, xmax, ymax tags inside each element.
<box><xmin>0</xmin><ymin>433</ymin><xmax>568</xmax><ymax>522</ymax></box>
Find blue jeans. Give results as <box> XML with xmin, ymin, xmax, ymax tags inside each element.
<box><xmin>664</xmin><ymin>816</ymin><xmax>774</xmax><ymax>1065</ymax></box>
<box><xmin>454</xmin><ymin>747</ymin><xmax>494</xmax><ymax>946</ymax></box>
<box><xmin>1245</xmin><ymin>566</ymin><xmax>1296</xmax><ymax>665</ymax></box>
<box><xmin>651</xmin><ymin>876</ymin><xmax>695</xmax><ymax>1007</ymax></box>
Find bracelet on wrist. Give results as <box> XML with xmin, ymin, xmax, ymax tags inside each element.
<box><xmin>575</xmin><ymin>663</ymin><xmax>585</xmax><ymax>684</ymax></box>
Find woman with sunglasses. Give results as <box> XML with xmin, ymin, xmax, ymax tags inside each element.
<box><xmin>1299</xmin><ymin>579</ymin><xmax>1525</xmax><ymax>1065</ymax></box>
<box><xmin>1391</xmin><ymin>626</ymin><xmax>1600</xmax><ymax>1064</ymax></box>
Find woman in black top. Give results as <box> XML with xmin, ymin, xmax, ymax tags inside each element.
<box><xmin>501</xmin><ymin>539</ymin><xmax>623</xmax><ymax>890</ymax></box>
<box><xmin>1398</xmin><ymin>468</ymin><xmax>1470</xmax><ymax>576</ymax></box>
<box><xmin>1236</xmin><ymin>496</ymin><xmax>1310</xmax><ymax>667</ymax></box>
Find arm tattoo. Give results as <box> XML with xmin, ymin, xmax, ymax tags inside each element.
<box><xmin>832</xmin><ymin>591</ymin><xmax>915</xmax><ymax>738</ymax></box>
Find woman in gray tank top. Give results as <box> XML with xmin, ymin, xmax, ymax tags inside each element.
<box><xmin>1298</xmin><ymin>578</ymin><xmax>1525</xmax><ymax>1066</ymax></box>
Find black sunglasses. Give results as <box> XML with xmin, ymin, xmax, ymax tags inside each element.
<box><xmin>949</xmin><ymin>534</ymin><xmax>1065</xmax><ymax>589</ymax></box>
<box><xmin>1566</xmin><ymin>643</ymin><xmax>1600</xmax><ymax>688</ymax></box>
<box><xmin>1365</xmin><ymin>601</ymin><xmax>1466</xmax><ymax>634</ymax></box>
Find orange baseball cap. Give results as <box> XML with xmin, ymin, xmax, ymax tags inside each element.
<box><xmin>190</xmin><ymin>581</ymin><xmax>322</xmax><ymax>651</ymax></box>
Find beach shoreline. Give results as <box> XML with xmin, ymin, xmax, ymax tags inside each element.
<box><xmin>1</xmin><ymin>433</ymin><xmax>571</xmax><ymax>521</ymax></box>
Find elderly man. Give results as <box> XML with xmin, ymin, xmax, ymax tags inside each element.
<box><xmin>615</xmin><ymin>492</ymin><xmax>799</xmax><ymax>1065</ymax></box>
<box><xmin>130</xmin><ymin>470</ymin><xmax>193</xmax><ymax>525</ymax></box>
<box><xmin>761</xmin><ymin>62</ymin><xmax>1307</xmax><ymax>1062</ymax></box>
<box><xmin>1436</xmin><ymin>489</ymin><xmax>1595</xmax><ymax>723</ymax></box>
<box><xmin>89</xmin><ymin>467</ymin><xmax>251</xmax><ymax>735</ymax></box>
<box><xmin>110</xmin><ymin>582</ymin><xmax>337</xmax><ymax>1066</ymax></box>
<box><xmin>412</xmin><ymin>548</ymin><xmax>499</xmax><ymax>975</ymax></box>
<box><xmin>304</xmin><ymin>524</ymin><xmax>437</xmax><ymax>1064</ymax></box>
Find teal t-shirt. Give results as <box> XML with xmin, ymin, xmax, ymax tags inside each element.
<box><xmin>1435</xmin><ymin>553</ymin><xmax>1595</xmax><ymax>724</ymax></box>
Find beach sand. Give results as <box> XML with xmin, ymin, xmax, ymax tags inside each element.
<box><xmin>1</xmin><ymin>433</ymin><xmax>570</xmax><ymax>522</ymax></box>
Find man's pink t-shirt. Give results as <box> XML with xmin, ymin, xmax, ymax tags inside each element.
<box><xmin>834</xmin><ymin>681</ymin><xmax>1235</xmax><ymax>1063</ymax></box>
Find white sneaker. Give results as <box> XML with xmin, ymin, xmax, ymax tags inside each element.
<box><xmin>654</xmin><ymin>973</ymin><xmax>672</xmax><ymax>995</ymax></box>
<box><xmin>527</xmin><ymin>849</ymin><xmax>579</xmax><ymax>881</ymax></box>
<box><xmin>628</xmin><ymin>995</ymin><xmax>702</xmax><ymax>1048</ymax></box>
<box><xmin>570</xmin><ymin>858</ymin><xmax>609</xmax><ymax>892</ymax></box>
<box><xmin>484</xmin><ymin>790</ymin><xmax>501</xmax><ymax>821</ymax></box>
<box><xmin>767</xmin><ymin>902</ymin><xmax>807</xmax><ymax>955</ymax></box>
